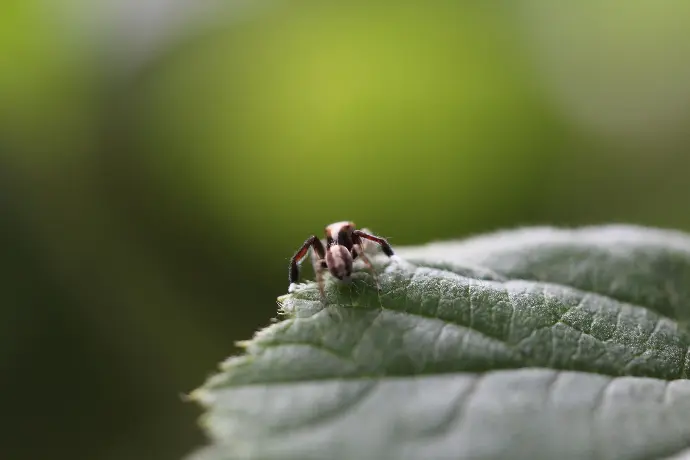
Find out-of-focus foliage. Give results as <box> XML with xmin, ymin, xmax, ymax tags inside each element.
<box><xmin>1</xmin><ymin>1</ymin><xmax>690</xmax><ymax>459</ymax></box>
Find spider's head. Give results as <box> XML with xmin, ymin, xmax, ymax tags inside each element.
<box><xmin>326</xmin><ymin>221</ymin><xmax>355</xmax><ymax>247</ymax></box>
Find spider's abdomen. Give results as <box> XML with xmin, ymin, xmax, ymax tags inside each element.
<box><xmin>326</xmin><ymin>245</ymin><xmax>353</xmax><ymax>281</ymax></box>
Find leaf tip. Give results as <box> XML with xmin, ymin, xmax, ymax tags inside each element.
<box><xmin>235</xmin><ymin>339</ymin><xmax>251</xmax><ymax>349</ymax></box>
<box><xmin>187</xmin><ymin>387</ymin><xmax>214</xmax><ymax>405</ymax></box>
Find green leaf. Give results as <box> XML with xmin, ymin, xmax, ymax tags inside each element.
<box><xmin>189</xmin><ymin>225</ymin><xmax>690</xmax><ymax>460</ymax></box>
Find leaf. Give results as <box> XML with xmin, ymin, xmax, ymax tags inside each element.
<box><xmin>188</xmin><ymin>225</ymin><xmax>690</xmax><ymax>460</ymax></box>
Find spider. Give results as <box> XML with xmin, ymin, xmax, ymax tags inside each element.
<box><xmin>288</xmin><ymin>221</ymin><xmax>397</xmax><ymax>300</ymax></box>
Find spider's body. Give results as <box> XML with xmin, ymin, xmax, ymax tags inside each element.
<box><xmin>288</xmin><ymin>221</ymin><xmax>396</xmax><ymax>301</ymax></box>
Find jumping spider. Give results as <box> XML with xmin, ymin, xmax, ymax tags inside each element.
<box><xmin>288</xmin><ymin>221</ymin><xmax>397</xmax><ymax>300</ymax></box>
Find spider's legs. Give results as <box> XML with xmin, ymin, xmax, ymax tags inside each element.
<box><xmin>288</xmin><ymin>236</ymin><xmax>326</xmax><ymax>292</ymax></box>
<box><xmin>353</xmin><ymin>230</ymin><xmax>395</xmax><ymax>257</ymax></box>
<box><xmin>310</xmin><ymin>242</ymin><xmax>328</xmax><ymax>302</ymax></box>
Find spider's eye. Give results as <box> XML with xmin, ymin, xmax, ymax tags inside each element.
<box><xmin>337</xmin><ymin>231</ymin><xmax>348</xmax><ymax>246</ymax></box>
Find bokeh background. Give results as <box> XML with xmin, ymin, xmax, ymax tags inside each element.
<box><xmin>2</xmin><ymin>1</ymin><xmax>690</xmax><ymax>459</ymax></box>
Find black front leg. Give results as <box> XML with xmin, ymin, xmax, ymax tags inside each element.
<box><xmin>353</xmin><ymin>230</ymin><xmax>395</xmax><ymax>257</ymax></box>
<box><xmin>289</xmin><ymin>236</ymin><xmax>326</xmax><ymax>286</ymax></box>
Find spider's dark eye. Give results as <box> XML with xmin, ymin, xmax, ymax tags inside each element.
<box><xmin>337</xmin><ymin>231</ymin><xmax>349</xmax><ymax>246</ymax></box>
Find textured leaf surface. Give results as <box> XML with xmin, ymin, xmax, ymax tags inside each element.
<box><xmin>189</xmin><ymin>225</ymin><xmax>690</xmax><ymax>460</ymax></box>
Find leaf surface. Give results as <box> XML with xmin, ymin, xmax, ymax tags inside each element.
<box><xmin>189</xmin><ymin>225</ymin><xmax>690</xmax><ymax>460</ymax></box>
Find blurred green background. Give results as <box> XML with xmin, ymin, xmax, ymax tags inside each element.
<box><xmin>2</xmin><ymin>1</ymin><xmax>690</xmax><ymax>459</ymax></box>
